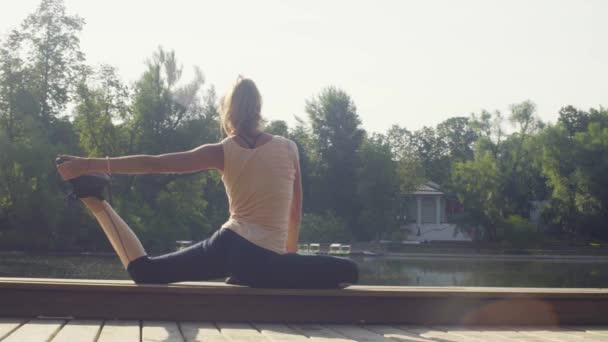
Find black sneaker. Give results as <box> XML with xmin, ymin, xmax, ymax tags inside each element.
<box><xmin>56</xmin><ymin>157</ymin><xmax>110</xmax><ymax>201</ymax></box>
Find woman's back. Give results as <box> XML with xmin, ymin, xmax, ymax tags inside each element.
<box><xmin>220</xmin><ymin>135</ymin><xmax>298</xmax><ymax>254</ymax></box>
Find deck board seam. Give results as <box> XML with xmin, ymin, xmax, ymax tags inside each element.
<box><xmin>173</xmin><ymin>320</ymin><xmax>186</xmax><ymax>342</ymax></box>
<box><xmin>359</xmin><ymin>324</ymin><xmax>418</xmax><ymax>342</ymax></box>
<box><xmin>92</xmin><ymin>320</ymin><xmax>105</xmax><ymax>342</ymax></box>
<box><xmin>45</xmin><ymin>320</ymin><xmax>67</xmax><ymax>342</ymax></box>
<box><xmin>323</xmin><ymin>324</ymin><xmax>373</xmax><ymax>341</ymax></box>
<box><xmin>0</xmin><ymin>319</ymin><xmax>28</xmax><ymax>342</ymax></box>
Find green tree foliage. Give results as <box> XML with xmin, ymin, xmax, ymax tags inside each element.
<box><xmin>264</xmin><ymin>120</ymin><xmax>289</xmax><ymax>136</ymax></box>
<box><xmin>0</xmin><ymin>0</ymin><xmax>86</xmax><ymax>251</ymax></box>
<box><xmin>436</xmin><ymin>117</ymin><xmax>477</xmax><ymax>162</ymax></box>
<box><xmin>386</xmin><ymin>125</ymin><xmax>425</xmax><ymax>196</ymax></box>
<box><xmin>355</xmin><ymin>134</ymin><xmax>400</xmax><ymax>240</ymax></box>
<box><xmin>287</xmin><ymin>116</ymin><xmax>315</xmax><ymax>212</ymax></box>
<box><xmin>501</xmin><ymin>101</ymin><xmax>546</xmax><ymax>216</ymax></box>
<box><xmin>72</xmin><ymin>47</ymin><xmax>224</xmax><ymax>251</ymax></box>
<box><xmin>452</xmin><ymin>102</ymin><xmax>547</xmax><ymax>240</ymax></box>
<box><xmin>452</xmin><ymin>150</ymin><xmax>503</xmax><ymax>240</ymax></box>
<box><xmin>19</xmin><ymin>0</ymin><xmax>86</xmax><ymax>125</ymax></box>
<box><xmin>305</xmin><ymin>87</ymin><xmax>364</xmax><ymax>225</ymax></box>
<box><xmin>73</xmin><ymin>65</ymin><xmax>131</xmax><ymax>157</ymax></box>
<box><xmin>541</xmin><ymin>108</ymin><xmax>608</xmax><ymax>239</ymax></box>
<box><xmin>541</xmin><ymin>124</ymin><xmax>581</xmax><ymax>236</ymax></box>
<box><xmin>299</xmin><ymin>211</ymin><xmax>352</xmax><ymax>243</ymax></box>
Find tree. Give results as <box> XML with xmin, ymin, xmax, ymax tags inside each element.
<box><xmin>265</xmin><ymin>120</ymin><xmax>289</xmax><ymax>136</ymax></box>
<box><xmin>0</xmin><ymin>32</ymin><xmax>38</xmax><ymax>141</ymax></box>
<box><xmin>408</xmin><ymin>127</ymin><xmax>449</xmax><ymax>184</ymax></box>
<box><xmin>73</xmin><ymin>65</ymin><xmax>131</xmax><ymax>157</ymax></box>
<box><xmin>541</xmin><ymin>122</ymin><xmax>590</xmax><ymax>238</ymax></box>
<box><xmin>451</xmin><ymin>102</ymin><xmax>545</xmax><ymax>240</ymax></box>
<box><xmin>501</xmin><ymin>101</ymin><xmax>545</xmax><ymax>215</ymax></box>
<box><xmin>541</xmin><ymin>109</ymin><xmax>608</xmax><ymax>239</ymax></box>
<box><xmin>299</xmin><ymin>211</ymin><xmax>352</xmax><ymax>243</ymax></box>
<box><xmin>19</xmin><ymin>0</ymin><xmax>86</xmax><ymax>124</ymax></box>
<box><xmin>288</xmin><ymin>116</ymin><xmax>315</xmax><ymax>212</ymax></box>
<box><xmin>436</xmin><ymin>117</ymin><xmax>477</xmax><ymax>162</ymax></box>
<box><xmin>386</xmin><ymin>125</ymin><xmax>425</xmax><ymax>195</ymax></box>
<box><xmin>355</xmin><ymin>134</ymin><xmax>400</xmax><ymax>240</ymax></box>
<box><xmin>452</xmin><ymin>150</ymin><xmax>503</xmax><ymax>240</ymax></box>
<box><xmin>558</xmin><ymin>105</ymin><xmax>590</xmax><ymax>136</ymax></box>
<box><xmin>305</xmin><ymin>87</ymin><xmax>364</xmax><ymax>226</ymax></box>
<box><xmin>0</xmin><ymin>0</ymin><xmax>86</xmax><ymax>252</ymax></box>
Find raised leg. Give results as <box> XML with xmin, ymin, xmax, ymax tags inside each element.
<box><xmin>80</xmin><ymin>197</ymin><xmax>146</xmax><ymax>268</ymax></box>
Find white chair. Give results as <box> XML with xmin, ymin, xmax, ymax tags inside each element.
<box><xmin>329</xmin><ymin>243</ymin><xmax>341</xmax><ymax>254</ymax></box>
<box><xmin>297</xmin><ymin>243</ymin><xmax>310</xmax><ymax>253</ymax></box>
<box><xmin>340</xmin><ymin>244</ymin><xmax>351</xmax><ymax>255</ymax></box>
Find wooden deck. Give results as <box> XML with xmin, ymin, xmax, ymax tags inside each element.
<box><xmin>2</xmin><ymin>318</ymin><xmax>608</xmax><ymax>341</ymax></box>
<box><xmin>2</xmin><ymin>277</ymin><xmax>608</xmax><ymax>326</ymax></box>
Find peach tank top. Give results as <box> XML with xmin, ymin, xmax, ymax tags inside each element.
<box><xmin>220</xmin><ymin>135</ymin><xmax>298</xmax><ymax>254</ymax></box>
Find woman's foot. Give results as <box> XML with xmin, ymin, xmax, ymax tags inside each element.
<box><xmin>56</xmin><ymin>157</ymin><xmax>110</xmax><ymax>200</ymax></box>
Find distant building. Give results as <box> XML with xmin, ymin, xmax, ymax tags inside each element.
<box><xmin>401</xmin><ymin>181</ymin><xmax>472</xmax><ymax>241</ymax></box>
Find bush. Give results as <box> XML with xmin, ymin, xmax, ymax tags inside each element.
<box><xmin>299</xmin><ymin>211</ymin><xmax>352</xmax><ymax>243</ymax></box>
<box><xmin>498</xmin><ymin>215</ymin><xmax>542</xmax><ymax>248</ymax></box>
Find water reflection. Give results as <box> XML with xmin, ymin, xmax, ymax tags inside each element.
<box><xmin>1</xmin><ymin>253</ymin><xmax>607</xmax><ymax>287</ymax></box>
<box><xmin>354</xmin><ymin>256</ymin><xmax>608</xmax><ymax>287</ymax></box>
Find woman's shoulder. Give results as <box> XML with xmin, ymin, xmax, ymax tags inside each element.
<box><xmin>269</xmin><ymin>135</ymin><xmax>298</xmax><ymax>161</ymax></box>
<box><xmin>220</xmin><ymin>136</ymin><xmax>234</xmax><ymax>144</ymax></box>
<box><xmin>218</xmin><ymin>136</ymin><xmax>231</xmax><ymax>148</ymax></box>
<box><xmin>270</xmin><ymin>134</ymin><xmax>296</xmax><ymax>146</ymax></box>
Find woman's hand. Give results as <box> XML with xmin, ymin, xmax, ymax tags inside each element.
<box><xmin>56</xmin><ymin>155</ymin><xmax>90</xmax><ymax>180</ymax></box>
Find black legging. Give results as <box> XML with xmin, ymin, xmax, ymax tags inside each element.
<box><xmin>127</xmin><ymin>228</ymin><xmax>359</xmax><ymax>289</ymax></box>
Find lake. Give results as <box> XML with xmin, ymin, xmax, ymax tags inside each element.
<box><xmin>1</xmin><ymin>253</ymin><xmax>607</xmax><ymax>287</ymax></box>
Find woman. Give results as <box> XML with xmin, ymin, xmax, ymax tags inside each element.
<box><xmin>56</xmin><ymin>77</ymin><xmax>358</xmax><ymax>288</ymax></box>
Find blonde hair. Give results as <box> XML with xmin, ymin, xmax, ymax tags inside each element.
<box><xmin>220</xmin><ymin>77</ymin><xmax>262</xmax><ymax>136</ymax></box>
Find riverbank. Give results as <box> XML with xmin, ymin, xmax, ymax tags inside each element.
<box><xmin>4</xmin><ymin>236</ymin><xmax>608</xmax><ymax>258</ymax></box>
<box><xmin>353</xmin><ymin>240</ymin><xmax>608</xmax><ymax>256</ymax></box>
<box><xmin>384</xmin><ymin>252</ymin><xmax>608</xmax><ymax>261</ymax></box>
<box><xmin>4</xmin><ymin>248</ymin><xmax>608</xmax><ymax>261</ymax></box>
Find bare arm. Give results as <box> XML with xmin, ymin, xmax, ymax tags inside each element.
<box><xmin>286</xmin><ymin>143</ymin><xmax>302</xmax><ymax>253</ymax></box>
<box><xmin>57</xmin><ymin>143</ymin><xmax>224</xmax><ymax>180</ymax></box>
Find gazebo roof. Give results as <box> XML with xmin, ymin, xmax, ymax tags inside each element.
<box><xmin>411</xmin><ymin>181</ymin><xmax>444</xmax><ymax>195</ymax></box>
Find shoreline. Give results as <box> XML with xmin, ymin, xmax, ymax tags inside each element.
<box><xmin>3</xmin><ymin>250</ymin><xmax>608</xmax><ymax>262</ymax></box>
<box><xmin>382</xmin><ymin>252</ymin><xmax>608</xmax><ymax>262</ymax></box>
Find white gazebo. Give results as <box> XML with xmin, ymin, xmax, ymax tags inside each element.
<box><xmin>401</xmin><ymin>181</ymin><xmax>471</xmax><ymax>242</ymax></box>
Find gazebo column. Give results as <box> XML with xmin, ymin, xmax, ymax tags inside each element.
<box><xmin>416</xmin><ymin>197</ymin><xmax>422</xmax><ymax>225</ymax></box>
<box><xmin>436</xmin><ymin>196</ymin><xmax>441</xmax><ymax>224</ymax></box>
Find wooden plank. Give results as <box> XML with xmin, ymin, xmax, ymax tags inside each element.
<box><xmin>253</xmin><ymin>323</ymin><xmax>308</xmax><ymax>341</ymax></box>
<box><xmin>288</xmin><ymin>324</ymin><xmax>355</xmax><ymax>342</ymax></box>
<box><xmin>364</xmin><ymin>325</ymin><xmax>438</xmax><ymax>341</ymax></box>
<box><xmin>444</xmin><ymin>327</ymin><xmax>552</xmax><ymax>342</ymax></box>
<box><xmin>51</xmin><ymin>320</ymin><xmax>102</xmax><ymax>342</ymax></box>
<box><xmin>517</xmin><ymin>328</ymin><xmax>608</xmax><ymax>342</ymax></box>
<box><xmin>2</xmin><ymin>319</ymin><xmax>64</xmax><ymax>342</ymax></box>
<box><xmin>432</xmin><ymin>326</ymin><xmax>532</xmax><ymax>342</ymax></box>
<box><xmin>397</xmin><ymin>326</ymin><xmax>480</xmax><ymax>342</ymax></box>
<box><xmin>142</xmin><ymin>321</ymin><xmax>183</xmax><ymax>342</ymax></box>
<box><xmin>180</xmin><ymin>322</ymin><xmax>229</xmax><ymax>342</ymax></box>
<box><xmin>216</xmin><ymin>323</ymin><xmax>270</xmax><ymax>342</ymax></box>
<box><xmin>325</xmin><ymin>324</ymin><xmax>395</xmax><ymax>342</ymax></box>
<box><xmin>0</xmin><ymin>319</ymin><xmax>25</xmax><ymax>340</ymax></box>
<box><xmin>568</xmin><ymin>326</ymin><xmax>608</xmax><ymax>337</ymax></box>
<box><xmin>96</xmin><ymin>320</ymin><xmax>140</xmax><ymax>342</ymax></box>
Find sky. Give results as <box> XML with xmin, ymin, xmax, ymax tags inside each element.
<box><xmin>1</xmin><ymin>0</ymin><xmax>606</xmax><ymax>133</ymax></box>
